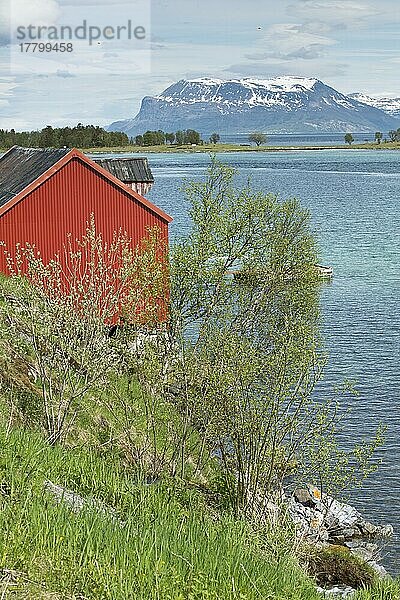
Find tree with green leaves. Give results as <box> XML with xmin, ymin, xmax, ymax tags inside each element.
<box><xmin>0</xmin><ymin>158</ymin><xmax>383</xmax><ymax>516</ymax></box>
<box><xmin>0</xmin><ymin>219</ymin><xmax>168</xmax><ymax>445</ymax></box>
<box><xmin>374</xmin><ymin>131</ymin><xmax>383</xmax><ymax>144</ymax></box>
<box><xmin>0</xmin><ymin>125</ymin><xmax>129</xmax><ymax>149</ymax></box>
<box><xmin>165</xmin><ymin>132</ymin><xmax>176</xmax><ymax>144</ymax></box>
<box><xmin>175</xmin><ymin>130</ymin><xmax>184</xmax><ymax>145</ymax></box>
<box><xmin>184</xmin><ymin>129</ymin><xmax>202</xmax><ymax>145</ymax></box>
<box><xmin>135</xmin><ymin>134</ymin><xmax>144</xmax><ymax>146</ymax></box>
<box><xmin>248</xmin><ymin>132</ymin><xmax>267</xmax><ymax>146</ymax></box>
<box><xmin>209</xmin><ymin>133</ymin><xmax>220</xmax><ymax>144</ymax></box>
<box><xmin>167</xmin><ymin>158</ymin><xmax>382</xmax><ymax>516</ymax></box>
<box><xmin>344</xmin><ymin>133</ymin><xmax>354</xmax><ymax>145</ymax></box>
<box><xmin>142</xmin><ymin>130</ymin><xmax>166</xmax><ymax>146</ymax></box>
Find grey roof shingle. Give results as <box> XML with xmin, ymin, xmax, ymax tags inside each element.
<box><xmin>0</xmin><ymin>146</ymin><xmax>70</xmax><ymax>208</ymax></box>
<box><xmin>93</xmin><ymin>157</ymin><xmax>154</xmax><ymax>184</ymax></box>
<box><xmin>0</xmin><ymin>148</ymin><xmax>155</xmax><ymax>211</ymax></box>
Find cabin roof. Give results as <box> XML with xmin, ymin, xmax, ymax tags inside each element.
<box><xmin>93</xmin><ymin>157</ymin><xmax>154</xmax><ymax>184</ymax></box>
<box><xmin>0</xmin><ymin>146</ymin><xmax>70</xmax><ymax>208</ymax></box>
<box><xmin>0</xmin><ymin>147</ymin><xmax>172</xmax><ymax>223</ymax></box>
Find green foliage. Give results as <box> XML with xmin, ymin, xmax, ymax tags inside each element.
<box><xmin>166</xmin><ymin>132</ymin><xmax>176</xmax><ymax>144</ymax></box>
<box><xmin>0</xmin><ymin>123</ymin><xmax>129</xmax><ymax>149</ymax></box>
<box><xmin>168</xmin><ymin>158</ymin><xmax>383</xmax><ymax>516</ymax></box>
<box><xmin>0</xmin><ymin>426</ymin><xmax>322</xmax><ymax>600</ymax></box>
<box><xmin>388</xmin><ymin>129</ymin><xmax>400</xmax><ymax>142</ymax></box>
<box><xmin>0</xmin><ymin>158</ymin><xmax>394</xmax><ymax>600</ymax></box>
<box><xmin>355</xmin><ymin>579</ymin><xmax>400</xmax><ymax>600</ymax></box>
<box><xmin>209</xmin><ymin>133</ymin><xmax>220</xmax><ymax>144</ymax></box>
<box><xmin>375</xmin><ymin>132</ymin><xmax>383</xmax><ymax>144</ymax></box>
<box><xmin>345</xmin><ymin>133</ymin><xmax>354</xmax><ymax>145</ymax></box>
<box><xmin>0</xmin><ymin>425</ymin><xmax>395</xmax><ymax>599</ymax></box>
<box><xmin>248</xmin><ymin>132</ymin><xmax>268</xmax><ymax>146</ymax></box>
<box><xmin>134</xmin><ymin>129</ymin><xmax>203</xmax><ymax>146</ymax></box>
<box><xmin>142</xmin><ymin>129</ymin><xmax>166</xmax><ymax>146</ymax></box>
<box><xmin>0</xmin><ymin>220</ymin><xmax>169</xmax><ymax>444</ymax></box>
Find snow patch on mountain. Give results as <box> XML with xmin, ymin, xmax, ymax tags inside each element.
<box><xmin>349</xmin><ymin>93</ymin><xmax>400</xmax><ymax>118</ymax></box>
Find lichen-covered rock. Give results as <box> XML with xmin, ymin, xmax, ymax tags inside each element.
<box><xmin>289</xmin><ymin>486</ymin><xmax>393</xmax><ymax>544</ymax></box>
<box><xmin>43</xmin><ymin>480</ymin><xmax>124</xmax><ymax>526</ymax></box>
<box><xmin>288</xmin><ymin>485</ymin><xmax>393</xmax><ymax>583</ymax></box>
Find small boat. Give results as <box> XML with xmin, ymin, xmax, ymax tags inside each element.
<box><xmin>315</xmin><ymin>264</ymin><xmax>333</xmax><ymax>279</ymax></box>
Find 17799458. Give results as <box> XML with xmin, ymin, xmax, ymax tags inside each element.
<box><xmin>19</xmin><ymin>43</ymin><xmax>74</xmax><ymax>52</ymax></box>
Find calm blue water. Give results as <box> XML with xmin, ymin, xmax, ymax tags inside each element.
<box><xmin>144</xmin><ymin>149</ymin><xmax>400</xmax><ymax>572</ymax></box>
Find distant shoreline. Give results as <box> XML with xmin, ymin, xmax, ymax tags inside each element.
<box><xmin>1</xmin><ymin>142</ymin><xmax>399</xmax><ymax>155</ymax></box>
<box><xmin>82</xmin><ymin>141</ymin><xmax>400</xmax><ymax>154</ymax></box>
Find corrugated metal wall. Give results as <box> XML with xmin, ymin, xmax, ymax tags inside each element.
<box><xmin>0</xmin><ymin>158</ymin><xmax>169</xmax><ymax>271</ymax></box>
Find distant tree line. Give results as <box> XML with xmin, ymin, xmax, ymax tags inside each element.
<box><xmin>345</xmin><ymin>129</ymin><xmax>400</xmax><ymax>145</ymax></box>
<box><xmin>388</xmin><ymin>128</ymin><xmax>400</xmax><ymax>142</ymax></box>
<box><xmin>135</xmin><ymin>129</ymin><xmax>204</xmax><ymax>146</ymax></box>
<box><xmin>0</xmin><ymin>124</ymin><xmax>129</xmax><ymax>149</ymax></box>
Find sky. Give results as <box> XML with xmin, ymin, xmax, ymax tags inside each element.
<box><xmin>0</xmin><ymin>0</ymin><xmax>399</xmax><ymax>130</ymax></box>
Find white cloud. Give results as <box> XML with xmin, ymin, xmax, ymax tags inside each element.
<box><xmin>11</xmin><ymin>0</ymin><xmax>61</xmax><ymax>28</ymax></box>
<box><xmin>0</xmin><ymin>0</ymin><xmax>61</xmax><ymax>44</ymax></box>
<box><xmin>289</xmin><ymin>0</ymin><xmax>383</xmax><ymax>28</ymax></box>
<box><xmin>0</xmin><ymin>77</ymin><xmax>18</xmax><ymax>113</ymax></box>
<box><xmin>226</xmin><ymin>59</ymin><xmax>347</xmax><ymax>80</ymax></box>
<box><xmin>0</xmin><ymin>77</ymin><xmax>18</xmax><ymax>97</ymax></box>
<box><xmin>247</xmin><ymin>22</ymin><xmax>336</xmax><ymax>61</ymax></box>
<box><xmin>59</xmin><ymin>0</ymin><xmax>144</xmax><ymax>5</ymax></box>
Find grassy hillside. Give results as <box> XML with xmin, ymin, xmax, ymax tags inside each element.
<box><xmin>0</xmin><ymin>423</ymin><xmax>322</xmax><ymax>600</ymax></box>
<box><xmin>1</xmin><ymin>391</ymin><xmax>399</xmax><ymax>599</ymax></box>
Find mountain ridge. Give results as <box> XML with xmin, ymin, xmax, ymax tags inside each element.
<box><xmin>348</xmin><ymin>93</ymin><xmax>400</xmax><ymax>119</ymax></box>
<box><xmin>109</xmin><ymin>76</ymin><xmax>400</xmax><ymax>136</ymax></box>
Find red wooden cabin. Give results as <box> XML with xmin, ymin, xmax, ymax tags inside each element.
<box><xmin>0</xmin><ymin>147</ymin><xmax>172</xmax><ymax>323</ymax></box>
<box><xmin>0</xmin><ymin>146</ymin><xmax>171</xmax><ymax>269</ymax></box>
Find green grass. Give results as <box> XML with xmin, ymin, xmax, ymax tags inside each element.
<box><xmin>2</xmin><ymin>142</ymin><xmax>400</xmax><ymax>155</ymax></box>
<box><xmin>0</xmin><ymin>426</ymin><xmax>323</xmax><ymax>600</ymax></box>
<box><xmin>0</xmin><ymin>425</ymin><xmax>399</xmax><ymax>599</ymax></box>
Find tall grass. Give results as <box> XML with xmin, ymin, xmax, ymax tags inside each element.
<box><xmin>0</xmin><ymin>427</ymin><xmax>399</xmax><ymax>598</ymax></box>
<box><xmin>0</xmin><ymin>427</ymin><xmax>323</xmax><ymax>599</ymax></box>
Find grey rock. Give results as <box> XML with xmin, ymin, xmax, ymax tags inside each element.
<box><xmin>317</xmin><ymin>585</ymin><xmax>355</xmax><ymax>598</ymax></box>
<box><xmin>294</xmin><ymin>487</ymin><xmax>316</xmax><ymax>507</ymax></box>
<box><xmin>287</xmin><ymin>485</ymin><xmax>393</xmax><ymax>584</ymax></box>
<box><xmin>44</xmin><ymin>480</ymin><xmax>124</xmax><ymax>526</ymax></box>
<box><xmin>289</xmin><ymin>487</ymin><xmax>393</xmax><ymax>546</ymax></box>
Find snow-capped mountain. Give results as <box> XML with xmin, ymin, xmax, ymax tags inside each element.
<box><xmin>348</xmin><ymin>93</ymin><xmax>400</xmax><ymax>119</ymax></box>
<box><xmin>109</xmin><ymin>76</ymin><xmax>400</xmax><ymax>136</ymax></box>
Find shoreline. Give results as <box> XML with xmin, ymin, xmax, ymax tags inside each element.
<box><xmin>81</xmin><ymin>142</ymin><xmax>400</xmax><ymax>154</ymax></box>
<box><xmin>1</xmin><ymin>142</ymin><xmax>399</xmax><ymax>155</ymax></box>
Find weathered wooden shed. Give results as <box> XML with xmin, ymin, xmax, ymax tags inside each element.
<box><xmin>0</xmin><ymin>146</ymin><xmax>171</xmax><ymax>273</ymax></box>
<box><xmin>93</xmin><ymin>156</ymin><xmax>154</xmax><ymax>197</ymax></box>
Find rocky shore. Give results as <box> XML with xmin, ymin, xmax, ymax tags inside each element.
<box><xmin>288</xmin><ymin>485</ymin><xmax>393</xmax><ymax>597</ymax></box>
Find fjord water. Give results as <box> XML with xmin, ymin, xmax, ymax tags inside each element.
<box><xmin>145</xmin><ymin>149</ymin><xmax>400</xmax><ymax>572</ymax></box>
